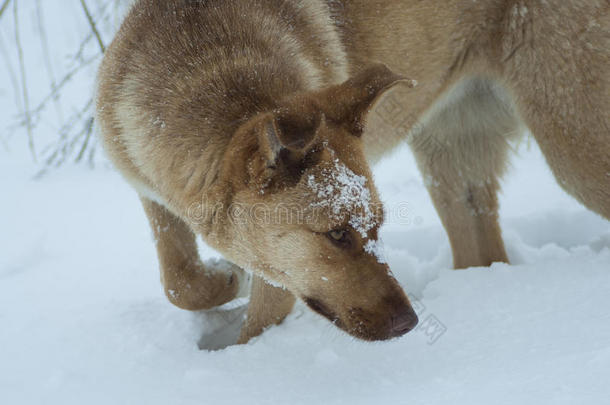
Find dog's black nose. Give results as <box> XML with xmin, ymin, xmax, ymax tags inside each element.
<box><xmin>390</xmin><ymin>306</ymin><xmax>419</xmax><ymax>337</ymax></box>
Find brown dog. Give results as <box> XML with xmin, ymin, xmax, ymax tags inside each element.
<box><xmin>97</xmin><ymin>0</ymin><xmax>609</xmax><ymax>344</ymax></box>
<box><xmin>96</xmin><ymin>0</ymin><xmax>419</xmax><ymax>344</ymax></box>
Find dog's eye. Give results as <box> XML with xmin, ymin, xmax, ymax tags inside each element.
<box><xmin>327</xmin><ymin>229</ymin><xmax>350</xmax><ymax>246</ymax></box>
<box><xmin>329</xmin><ymin>230</ymin><xmax>346</xmax><ymax>240</ymax></box>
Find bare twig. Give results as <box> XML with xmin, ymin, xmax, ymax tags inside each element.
<box><xmin>79</xmin><ymin>0</ymin><xmax>106</xmax><ymax>53</ymax></box>
<box><xmin>0</xmin><ymin>0</ymin><xmax>11</xmax><ymax>20</ymax></box>
<box><xmin>49</xmin><ymin>98</ymin><xmax>94</xmax><ymax>164</ymax></box>
<box><xmin>72</xmin><ymin>31</ymin><xmax>96</xmax><ymax>63</ymax></box>
<box><xmin>0</xmin><ymin>31</ymin><xmax>22</xmax><ymax>149</ymax></box>
<box><xmin>13</xmin><ymin>0</ymin><xmax>36</xmax><ymax>161</ymax></box>
<box><xmin>5</xmin><ymin>0</ymin><xmax>114</xmax><ymax>170</ymax></box>
<box><xmin>113</xmin><ymin>0</ymin><xmax>120</xmax><ymax>29</ymax></box>
<box><xmin>72</xmin><ymin>0</ymin><xmax>113</xmax><ymax>63</ymax></box>
<box><xmin>0</xmin><ymin>30</ymin><xmax>23</xmax><ymax>123</ymax></box>
<box><xmin>12</xmin><ymin>54</ymin><xmax>99</xmax><ymax>129</ymax></box>
<box><xmin>75</xmin><ymin>117</ymin><xmax>95</xmax><ymax>163</ymax></box>
<box><xmin>87</xmin><ymin>138</ymin><xmax>97</xmax><ymax>168</ymax></box>
<box><xmin>35</xmin><ymin>0</ymin><xmax>63</xmax><ymax>126</ymax></box>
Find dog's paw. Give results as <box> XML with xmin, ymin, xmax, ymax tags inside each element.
<box><xmin>203</xmin><ymin>258</ymin><xmax>251</xmax><ymax>298</ymax></box>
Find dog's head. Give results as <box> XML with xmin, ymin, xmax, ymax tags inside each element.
<box><xmin>221</xmin><ymin>64</ymin><xmax>418</xmax><ymax>340</ymax></box>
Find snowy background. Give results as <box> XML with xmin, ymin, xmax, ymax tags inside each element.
<box><xmin>1</xmin><ymin>1</ymin><xmax>609</xmax><ymax>404</ymax></box>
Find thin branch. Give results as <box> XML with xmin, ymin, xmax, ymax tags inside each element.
<box><xmin>0</xmin><ymin>0</ymin><xmax>10</xmax><ymax>20</ymax></box>
<box><xmin>87</xmin><ymin>138</ymin><xmax>97</xmax><ymax>168</ymax></box>
<box><xmin>13</xmin><ymin>0</ymin><xmax>36</xmax><ymax>161</ymax></box>
<box><xmin>12</xmin><ymin>54</ymin><xmax>99</xmax><ymax>129</ymax></box>
<box><xmin>79</xmin><ymin>0</ymin><xmax>106</xmax><ymax>53</ymax></box>
<box><xmin>35</xmin><ymin>0</ymin><xmax>63</xmax><ymax>126</ymax></box>
<box><xmin>51</xmin><ymin>98</ymin><xmax>94</xmax><ymax>162</ymax></box>
<box><xmin>0</xmin><ymin>31</ymin><xmax>21</xmax><ymax>149</ymax></box>
<box><xmin>72</xmin><ymin>31</ymin><xmax>96</xmax><ymax>63</ymax></box>
<box><xmin>72</xmin><ymin>0</ymin><xmax>113</xmax><ymax>63</ymax></box>
<box><xmin>6</xmin><ymin>0</ymin><xmax>113</xmax><ymax>169</ymax></box>
<box><xmin>35</xmin><ymin>99</ymin><xmax>94</xmax><ymax>177</ymax></box>
<box><xmin>75</xmin><ymin>117</ymin><xmax>95</xmax><ymax>163</ymax></box>
<box><xmin>113</xmin><ymin>0</ymin><xmax>120</xmax><ymax>29</ymax></box>
<box><xmin>0</xmin><ymin>30</ymin><xmax>23</xmax><ymax>128</ymax></box>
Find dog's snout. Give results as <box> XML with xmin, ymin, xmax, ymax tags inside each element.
<box><xmin>390</xmin><ymin>305</ymin><xmax>419</xmax><ymax>337</ymax></box>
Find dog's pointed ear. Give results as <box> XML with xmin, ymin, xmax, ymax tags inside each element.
<box><xmin>317</xmin><ymin>63</ymin><xmax>416</xmax><ymax>136</ymax></box>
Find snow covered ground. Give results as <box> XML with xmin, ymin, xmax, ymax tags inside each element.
<box><xmin>1</xmin><ymin>140</ymin><xmax>609</xmax><ymax>405</ymax></box>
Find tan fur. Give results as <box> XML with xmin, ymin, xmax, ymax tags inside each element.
<box><xmin>336</xmin><ymin>0</ymin><xmax>609</xmax><ymax>268</ymax></box>
<box><xmin>97</xmin><ymin>0</ymin><xmax>419</xmax><ymax>343</ymax></box>
<box><xmin>97</xmin><ymin>0</ymin><xmax>609</xmax><ymax>344</ymax></box>
<box><xmin>237</xmin><ymin>276</ymin><xmax>296</xmax><ymax>345</ymax></box>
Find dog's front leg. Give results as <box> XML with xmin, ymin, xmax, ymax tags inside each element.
<box><xmin>141</xmin><ymin>197</ymin><xmax>246</xmax><ymax>311</ymax></box>
<box><xmin>412</xmin><ymin>132</ymin><xmax>510</xmax><ymax>269</ymax></box>
<box><xmin>238</xmin><ymin>276</ymin><xmax>295</xmax><ymax>344</ymax></box>
<box><xmin>408</xmin><ymin>83</ymin><xmax>517</xmax><ymax>269</ymax></box>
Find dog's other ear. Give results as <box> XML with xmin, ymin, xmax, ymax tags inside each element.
<box><xmin>241</xmin><ymin>105</ymin><xmax>322</xmax><ymax>190</ymax></box>
<box><xmin>257</xmin><ymin>105</ymin><xmax>322</xmax><ymax>169</ymax></box>
<box><xmin>317</xmin><ymin>63</ymin><xmax>416</xmax><ymax>136</ymax></box>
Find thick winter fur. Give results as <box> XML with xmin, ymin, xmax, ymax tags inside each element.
<box><xmin>97</xmin><ymin>0</ymin><xmax>609</xmax><ymax>343</ymax></box>
<box><xmin>97</xmin><ymin>0</ymin><xmax>419</xmax><ymax>344</ymax></box>
<box><xmin>338</xmin><ymin>0</ymin><xmax>609</xmax><ymax>268</ymax></box>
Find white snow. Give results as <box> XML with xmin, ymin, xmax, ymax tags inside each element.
<box><xmin>364</xmin><ymin>239</ymin><xmax>387</xmax><ymax>264</ymax></box>
<box><xmin>308</xmin><ymin>156</ymin><xmax>377</xmax><ymax>237</ymax></box>
<box><xmin>1</xmin><ymin>141</ymin><xmax>609</xmax><ymax>405</ymax></box>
